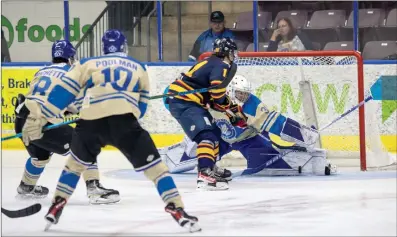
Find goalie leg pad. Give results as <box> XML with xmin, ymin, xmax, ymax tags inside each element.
<box><xmin>233</xmin><ymin>135</ymin><xmax>293</xmax><ymax>175</ymax></box>
<box><xmin>160</xmin><ymin>141</ymin><xmax>197</xmax><ymax>174</ymax></box>
<box><xmin>282</xmin><ymin>148</ymin><xmax>335</xmax><ymax>175</ymax></box>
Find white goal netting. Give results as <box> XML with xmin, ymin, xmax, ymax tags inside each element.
<box><xmin>206</xmin><ymin>51</ymin><xmax>396</xmax><ymax>170</ymax></box>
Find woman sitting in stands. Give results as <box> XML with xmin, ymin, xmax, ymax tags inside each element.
<box><xmin>267</xmin><ymin>17</ymin><xmax>313</xmax><ymax>52</ymax></box>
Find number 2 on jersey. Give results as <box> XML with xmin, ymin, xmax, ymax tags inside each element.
<box><xmin>101</xmin><ymin>67</ymin><xmax>134</xmax><ymax>91</ymax></box>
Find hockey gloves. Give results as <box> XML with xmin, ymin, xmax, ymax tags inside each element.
<box><xmin>21</xmin><ymin>100</ymin><xmax>48</xmax><ymax>146</ymax></box>
<box><xmin>227</xmin><ymin>104</ymin><xmax>248</xmax><ymax>128</ymax></box>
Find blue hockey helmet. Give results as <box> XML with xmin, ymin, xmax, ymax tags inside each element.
<box><xmin>102</xmin><ymin>29</ymin><xmax>127</xmax><ymax>55</ymax></box>
<box><xmin>213</xmin><ymin>37</ymin><xmax>238</xmax><ymax>61</ymax></box>
<box><xmin>51</xmin><ymin>40</ymin><xmax>76</xmax><ymax>63</ymax></box>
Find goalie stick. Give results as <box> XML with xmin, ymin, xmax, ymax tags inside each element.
<box><xmin>1</xmin><ymin>203</ymin><xmax>42</xmax><ymax>218</ymax></box>
<box><xmin>1</xmin><ymin>63</ymin><xmax>237</xmax><ymax>142</ymax></box>
<box><xmin>279</xmin><ymin>76</ymin><xmax>396</xmax><ymax>146</ymax></box>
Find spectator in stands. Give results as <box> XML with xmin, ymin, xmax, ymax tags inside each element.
<box><xmin>188</xmin><ymin>11</ymin><xmax>235</xmax><ymax>61</ymax></box>
<box><xmin>1</xmin><ymin>30</ymin><xmax>11</xmax><ymax>62</ymax></box>
<box><xmin>267</xmin><ymin>18</ymin><xmax>313</xmax><ymax>52</ymax></box>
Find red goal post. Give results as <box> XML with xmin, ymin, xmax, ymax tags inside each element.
<box><xmin>199</xmin><ymin>51</ymin><xmax>368</xmax><ymax>171</ymax></box>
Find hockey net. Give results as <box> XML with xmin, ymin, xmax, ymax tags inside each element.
<box><xmin>199</xmin><ymin>51</ymin><xmax>396</xmax><ymax>171</ymax></box>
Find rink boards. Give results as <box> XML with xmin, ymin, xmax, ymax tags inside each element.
<box><xmin>1</xmin><ymin>63</ymin><xmax>396</xmax><ymax>153</ymax></box>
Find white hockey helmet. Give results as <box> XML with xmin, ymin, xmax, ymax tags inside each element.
<box><xmin>227</xmin><ymin>75</ymin><xmax>252</xmax><ymax>104</ymax></box>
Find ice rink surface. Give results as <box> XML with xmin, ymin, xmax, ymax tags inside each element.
<box><xmin>1</xmin><ymin>150</ymin><xmax>396</xmax><ymax>236</ymax></box>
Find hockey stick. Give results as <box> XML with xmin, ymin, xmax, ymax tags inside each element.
<box><xmin>1</xmin><ymin>203</ymin><xmax>42</xmax><ymax>218</ymax></box>
<box><xmin>149</xmin><ymin>62</ymin><xmax>237</xmax><ymax>100</ymax></box>
<box><xmin>1</xmin><ymin>119</ymin><xmax>78</xmax><ymax>142</ymax></box>
<box><xmin>311</xmin><ymin>75</ymin><xmax>395</xmax><ymax>133</ymax></box>
<box><xmin>318</xmin><ymin>95</ymin><xmax>372</xmax><ymax>132</ymax></box>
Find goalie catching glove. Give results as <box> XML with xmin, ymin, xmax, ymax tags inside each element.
<box><xmin>226</xmin><ymin>104</ymin><xmax>248</xmax><ymax>128</ymax></box>
<box><xmin>207</xmin><ymin>98</ymin><xmax>247</xmax><ymax>128</ymax></box>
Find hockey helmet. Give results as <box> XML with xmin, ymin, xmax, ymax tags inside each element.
<box><xmin>227</xmin><ymin>75</ymin><xmax>251</xmax><ymax>104</ymax></box>
<box><xmin>213</xmin><ymin>37</ymin><xmax>238</xmax><ymax>61</ymax></box>
<box><xmin>51</xmin><ymin>40</ymin><xmax>76</xmax><ymax>64</ymax></box>
<box><xmin>102</xmin><ymin>29</ymin><xmax>128</xmax><ymax>55</ymax></box>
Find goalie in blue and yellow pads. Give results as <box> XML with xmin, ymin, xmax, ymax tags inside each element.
<box><xmin>167</xmin><ymin>37</ymin><xmax>238</xmax><ymax>191</ymax></box>
<box><xmin>162</xmin><ymin>75</ymin><xmax>337</xmax><ymax>178</ymax></box>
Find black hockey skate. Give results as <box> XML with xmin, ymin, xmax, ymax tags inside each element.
<box><xmin>165</xmin><ymin>202</ymin><xmax>201</xmax><ymax>233</ymax></box>
<box><xmin>197</xmin><ymin>167</ymin><xmax>229</xmax><ymax>191</ymax></box>
<box><xmin>44</xmin><ymin>196</ymin><xmax>67</xmax><ymax>231</ymax></box>
<box><xmin>86</xmin><ymin>179</ymin><xmax>120</xmax><ymax>205</ymax></box>
<box><xmin>17</xmin><ymin>181</ymin><xmax>49</xmax><ymax>199</ymax></box>
<box><xmin>214</xmin><ymin>165</ymin><xmax>233</xmax><ymax>181</ymax></box>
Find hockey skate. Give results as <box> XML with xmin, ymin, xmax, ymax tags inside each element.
<box><xmin>17</xmin><ymin>181</ymin><xmax>49</xmax><ymax>199</ymax></box>
<box><xmin>165</xmin><ymin>202</ymin><xmax>201</xmax><ymax>233</ymax></box>
<box><xmin>86</xmin><ymin>180</ymin><xmax>120</xmax><ymax>205</ymax></box>
<box><xmin>44</xmin><ymin>196</ymin><xmax>67</xmax><ymax>231</ymax></box>
<box><xmin>197</xmin><ymin>168</ymin><xmax>229</xmax><ymax>191</ymax></box>
<box><xmin>213</xmin><ymin>164</ymin><xmax>233</xmax><ymax>181</ymax></box>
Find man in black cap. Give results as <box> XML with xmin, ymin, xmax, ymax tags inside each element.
<box><xmin>188</xmin><ymin>11</ymin><xmax>235</xmax><ymax>62</ymax></box>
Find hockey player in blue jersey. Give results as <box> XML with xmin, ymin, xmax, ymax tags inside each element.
<box><xmin>167</xmin><ymin>37</ymin><xmax>239</xmax><ymax>191</ymax></box>
<box><xmin>19</xmin><ymin>30</ymin><xmax>200</xmax><ymax>232</ymax></box>
<box><xmin>14</xmin><ymin>40</ymin><xmax>120</xmax><ymax>204</ymax></box>
<box><xmin>161</xmin><ymin>75</ymin><xmax>336</xmax><ymax>177</ymax></box>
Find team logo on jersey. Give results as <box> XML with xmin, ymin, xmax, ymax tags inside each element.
<box><xmin>216</xmin><ymin>119</ymin><xmax>236</xmax><ymax>140</ymax></box>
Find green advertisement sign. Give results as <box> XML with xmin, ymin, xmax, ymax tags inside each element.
<box><xmin>1</xmin><ymin>15</ymin><xmax>91</xmax><ymax>47</ymax></box>
<box><xmin>254</xmin><ymin>83</ymin><xmax>396</xmax><ymax>123</ymax></box>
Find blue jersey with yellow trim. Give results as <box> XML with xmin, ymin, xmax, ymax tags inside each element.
<box><xmin>168</xmin><ymin>55</ymin><xmax>231</xmax><ymax>110</ymax></box>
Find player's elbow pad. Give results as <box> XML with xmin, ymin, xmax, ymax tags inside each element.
<box><xmin>139</xmin><ymin>102</ymin><xmax>148</xmax><ymax>119</ymax></box>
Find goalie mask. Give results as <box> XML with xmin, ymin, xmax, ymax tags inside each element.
<box><xmin>227</xmin><ymin>75</ymin><xmax>252</xmax><ymax>104</ymax></box>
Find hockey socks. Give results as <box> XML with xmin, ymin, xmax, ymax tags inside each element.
<box><xmin>196</xmin><ymin>140</ymin><xmax>218</xmax><ymax>169</ymax></box>
<box><xmin>143</xmin><ymin>161</ymin><xmax>184</xmax><ymax>208</ymax></box>
<box><xmin>82</xmin><ymin>163</ymin><xmax>100</xmax><ymax>182</ymax></box>
<box><xmin>53</xmin><ymin>152</ymin><xmax>91</xmax><ymax>201</ymax></box>
<box><xmin>21</xmin><ymin>157</ymin><xmax>49</xmax><ymax>186</ymax></box>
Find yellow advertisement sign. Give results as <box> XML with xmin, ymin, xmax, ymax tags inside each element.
<box><xmin>1</xmin><ymin>67</ymin><xmax>39</xmax><ymax>149</ymax></box>
<box><xmin>1</xmin><ymin>67</ymin><xmax>183</xmax><ymax>150</ymax></box>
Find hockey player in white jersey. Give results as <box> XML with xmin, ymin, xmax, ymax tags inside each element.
<box><xmin>14</xmin><ymin>40</ymin><xmax>120</xmax><ymax>204</ymax></box>
<box><xmin>19</xmin><ymin>30</ymin><xmax>200</xmax><ymax>232</ymax></box>
<box><xmin>161</xmin><ymin>75</ymin><xmax>336</xmax><ymax>177</ymax></box>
